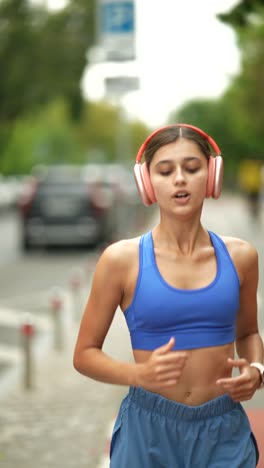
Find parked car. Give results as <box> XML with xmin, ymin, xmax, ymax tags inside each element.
<box><xmin>17</xmin><ymin>165</ymin><xmax>116</xmax><ymax>250</ymax></box>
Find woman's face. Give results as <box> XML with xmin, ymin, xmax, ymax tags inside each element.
<box><xmin>149</xmin><ymin>137</ymin><xmax>209</xmax><ymax>214</ymax></box>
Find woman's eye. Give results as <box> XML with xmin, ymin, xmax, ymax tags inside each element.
<box><xmin>160</xmin><ymin>171</ymin><xmax>171</xmax><ymax>176</ymax></box>
<box><xmin>186</xmin><ymin>167</ymin><xmax>199</xmax><ymax>173</ymax></box>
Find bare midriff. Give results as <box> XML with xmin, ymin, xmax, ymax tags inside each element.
<box><xmin>133</xmin><ymin>342</ymin><xmax>234</xmax><ymax>406</ymax></box>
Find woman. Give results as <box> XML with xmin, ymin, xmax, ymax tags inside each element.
<box><xmin>73</xmin><ymin>124</ymin><xmax>263</xmax><ymax>467</ymax></box>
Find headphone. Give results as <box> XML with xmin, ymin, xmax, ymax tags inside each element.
<box><xmin>134</xmin><ymin>123</ymin><xmax>223</xmax><ymax>206</ymax></box>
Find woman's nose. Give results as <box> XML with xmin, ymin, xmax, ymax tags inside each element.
<box><xmin>173</xmin><ymin>167</ymin><xmax>186</xmax><ymax>184</ymax></box>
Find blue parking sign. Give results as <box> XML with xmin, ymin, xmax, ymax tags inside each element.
<box><xmin>101</xmin><ymin>1</ymin><xmax>134</xmax><ymax>34</ymax></box>
<box><xmin>98</xmin><ymin>0</ymin><xmax>136</xmax><ymax>61</ymax></box>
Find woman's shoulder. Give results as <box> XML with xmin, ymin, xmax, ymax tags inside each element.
<box><xmin>217</xmin><ymin>233</ymin><xmax>257</xmax><ymax>257</ymax></box>
<box><xmin>96</xmin><ymin>235</ymin><xmax>142</xmax><ymax>272</ymax></box>
<box><xmin>215</xmin><ymin>233</ymin><xmax>258</xmax><ymax>277</ymax></box>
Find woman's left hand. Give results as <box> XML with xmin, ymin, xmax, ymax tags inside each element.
<box><xmin>216</xmin><ymin>358</ymin><xmax>261</xmax><ymax>402</ymax></box>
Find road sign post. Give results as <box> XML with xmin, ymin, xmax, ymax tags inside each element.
<box><xmin>97</xmin><ymin>0</ymin><xmax>136</xmax><ymax>62</ymax></box>
<box><xmin>96</xmin><ymin>0</ymin><xmax>138</xmax><ymax>167</ymax></box>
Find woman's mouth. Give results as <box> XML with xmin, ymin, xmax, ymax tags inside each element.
<box><xmin>173</xmin><ymin>191</ymin><xmax>190</xmax><ymax>204</ymax></box>
<box><xmin>175</xmin><ymin>192</ymin><xmax>188</xmax><ymax>198</ymax></box>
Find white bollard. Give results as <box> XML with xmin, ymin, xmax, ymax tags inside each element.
<box><xmin>20</xmin><ymin>313</ymin><xmax>35</xmax><ymax>390</ymax></box>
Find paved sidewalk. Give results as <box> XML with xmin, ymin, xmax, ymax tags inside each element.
<box><xmin>0</xmin><ymin>319</ymin><xmax>126</xmax><ymax>468</ymax></box>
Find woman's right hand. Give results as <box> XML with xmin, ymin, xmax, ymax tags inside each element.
<box><xmin>134</xmin><ymin>337</ymin><xmax>189</xmax><ymax>390</ymax></box>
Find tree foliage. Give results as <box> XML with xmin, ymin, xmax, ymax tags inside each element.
<box><xmin>0</xmin><ymin>0</ymin><xmax>96</xmax><ymax>123</ymax></box>
<box><xmin>169</xmin><ymin>0</ymin><xmax>264</xmax><ymax>184</ymax></box>
<box><xmin>0</xmin><ymin>0</ymin><xmax>151</xmax><ymax>176</ymax></box>
<box><xmin>168</xmin><ymin>98</ymin><xmax>244</xmax><ymax>179</ymax></box>
<box><xmin>1</xmin><ymin>99</ymin><xmax>81</xmax><ymax>174</ymax></box>
<box><xmin>1</xmin><ymin>98</ymin><xmax>151</xmax><ymax>174</ymax></box>
<box><xmin>78</xmin><ymin>101</ymin><xmax>150</xmax><ymax>163</ymax></box>
<box><xmin>218</xmin><ymin>1</ymin><xmax>264</xmax><ymax>159</ymax></box>
<box><xmin>217</xmin><ymin>0</ymin><xmax>264</xmax><ymax>28</ymax></box>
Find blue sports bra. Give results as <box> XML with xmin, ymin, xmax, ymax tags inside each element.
<box><xmin>123</xmin><ymin>230</ymin><xmax>240</xmax><ymax>350</ymax></box>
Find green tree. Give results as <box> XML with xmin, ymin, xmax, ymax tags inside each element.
<box><xmin>217</xmin><ymin>1</ymin><xmax>264</xmax><ymax>160</ymax></box>
<box><xmin>168</xmin><ymin>99</ymin><xmax>244</xmax><ymax>179</ymax></box>
<box><xmin>0</xmin><ymin>0</ymin><xmax>96</xmax><ymax>124</ymax></box>
<box><xmin>0</xmin><ymin>98</ymin><xmax>151</xmax><ymax>175</ymax></box>
<box><xmin>167</xmin><ymin>0</ymin><xmax>264</xmax><ymax>187</ymax></box>
<box><xmin>217</xmin><ymin>0</ymin><xmax>264</xmax><ymax>28</ymax></box>
<box><xmin>78</xmin><ymin>101</ymin><xmax>151</xmax><ymax>164</ymax></box>
<box><xmin>1</xmin><ymin>99</ymin><xmax>82</xmax><ymax>174</ymax></box>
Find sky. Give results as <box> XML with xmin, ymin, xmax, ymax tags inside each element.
<box><xmin>36</xmin><ymin>0</ymin><xmax>241</xmax><ymax>127</ymax></box>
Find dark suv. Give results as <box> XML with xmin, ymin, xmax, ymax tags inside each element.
<box><xmin>17</xmin><ymin>165</ymin><xmax>116</xmax><ymax>250</ymax></box>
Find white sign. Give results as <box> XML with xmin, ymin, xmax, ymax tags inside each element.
<box><xmin>104</xmin><ymin>76</ymin><xmax>139</xmax><ymax>98</ymax></box>
<box><xmin>97</xmin><ymin>0</ymin><xmax>136</xmax><ymax>61</ymax></box>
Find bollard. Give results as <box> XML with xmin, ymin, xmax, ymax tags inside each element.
<box><xmin>20</xmin><ymin>314</ymin><xmax>35</xmax><ymax>390</ymax></box>
<box><xmin>49</xmin><ymin>287</ymin><xmax>65</xmax><ymax>351</ymax></box>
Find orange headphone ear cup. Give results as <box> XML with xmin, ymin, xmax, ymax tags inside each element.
<box><xmin>134</xmin><ymin>163</ymin><xmax>156</xmax><ymax>206</ymax></box>
<box><xmin>140</xmin><ymin>162</ymin><xmax>156</xmax><ymax>204</ymax></box>
<box><xmin>206</xmin><ymin>156</ymin><xmax>215</xmax><ymax>198</ymax></box>
<box><xmin>212</xmin><ymin>156</ymin><xmax>223</xmax><ymax>199</ymax></box>
<box><xmin>206</xmin><ymin>155</ymin><xmax>223</xmax><ymax>198</ymax></box>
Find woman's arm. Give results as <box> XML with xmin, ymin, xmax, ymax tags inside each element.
<box><xmin>217</xmin><ymin>240</ymin><xmax>264</xmax><ymax>399</ymax></box>
<box><xmin>235</xmin><ymin>243</ymin><xmax>263</xmax><ymax>363</ymax></box>
<box><xmin>73</xmin><ymin>241</ymin><xmax>138</xmax><ymax>385</ymax></box>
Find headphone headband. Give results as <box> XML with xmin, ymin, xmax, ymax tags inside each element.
<box><xmin>135</xmin><ymin>123</ymin><xmax>221</xmax><ymax>163</ymax></box>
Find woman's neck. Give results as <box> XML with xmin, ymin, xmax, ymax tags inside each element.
<box><xmin>153</xmin><ymin>216</ymin><xmax>207</xmax><ymax>256</ymax></box>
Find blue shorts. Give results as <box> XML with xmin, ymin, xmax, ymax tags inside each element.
<box><xmin>110</xmin><ymin>386</ymin><xmax>259</xmax><ymax>467</ymax></box>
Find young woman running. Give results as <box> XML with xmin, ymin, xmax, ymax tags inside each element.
<box><xmin>73</xmin><ymin>124</ymin><xmax>263</xmax><ymax>467</ymax></box>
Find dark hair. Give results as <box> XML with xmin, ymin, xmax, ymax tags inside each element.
<box><xmin>144</xmin><ymin>125</ymin><xmax>211</xmax><ymax>168</ymax></box>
